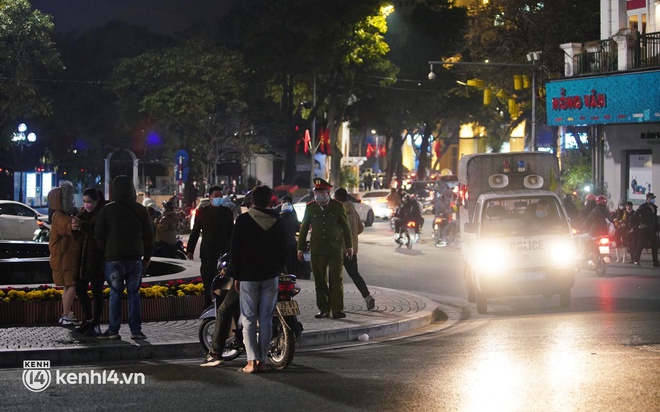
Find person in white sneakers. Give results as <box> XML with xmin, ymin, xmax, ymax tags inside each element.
<box><xmin>47</xmin><ymin>181</ymin><xmax>81</xmax><ymax>326</ymax></box>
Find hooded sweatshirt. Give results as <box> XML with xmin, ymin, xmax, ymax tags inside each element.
<box><xmin>229</xmin><ymin>207</ymin><xmax>287</xmax><ymax>282</ymax></box>
<box><xmin>94</xmin><ymin>176</ymin><xmax>154</xmax><ymax>261</ymax></box>
<box><xmin>48</xmin><ymin>181</ymin><xmax>80</xmax><ymax>286</ymax></box>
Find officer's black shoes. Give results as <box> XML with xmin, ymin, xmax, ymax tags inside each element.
<box><xmin>315</xmin><ymin>312</ymin><xmax>330</xmax><ymax>319</ymax></box>
<box><xmin>332</xmin><ymin>312</ymin><xmax>346</xmax><ymax>319</ymax></box>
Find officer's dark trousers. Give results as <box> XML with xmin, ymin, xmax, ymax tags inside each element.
<box><xmin>311</xmin><ymin>253</ymin><xmax>344</xmax><ymax>315</ymax></box>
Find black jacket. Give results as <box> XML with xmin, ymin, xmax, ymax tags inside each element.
<box><xmin>636</xmin><ymin>202</ymin><xmax>658</xmax><ymax>233</ymax></box>
<box><xmin>187</xmin><ymin>204</ymin><xmax>234</xmax><ymax>260</ymax></box>
<box><xmin>230</xmin><ymin>207</ymin><xmax>287</xmax><ymax>282</ymax></box>
<box><xmin>95</xmin><ymin>176</ymin><xmax>153</xmax><ymax>261</ymax></box>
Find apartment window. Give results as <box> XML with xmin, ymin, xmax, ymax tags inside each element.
<box><xmin>628</xmin><ymin>11</ymin><xmax>647</xmax><ymax>34</ymax></box>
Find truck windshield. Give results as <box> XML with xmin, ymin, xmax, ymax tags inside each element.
<box><xmin>481</xmin><ymin>197</ymin><xmax>569</xmax><ymax>237</ymax></box>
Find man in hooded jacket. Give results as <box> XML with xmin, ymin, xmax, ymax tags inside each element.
<box><xmin>95</xmin><ymin>175</ymin><xmax>154</xmax><ymax>340</ymax></box>
<box><xmin>230</xmin><ymin>185</ymin><xmax>287</xmax><ymax>373</ymax></box>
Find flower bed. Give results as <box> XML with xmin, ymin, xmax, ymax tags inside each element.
<box><xmin>0</xmin><ymin>278</ymin><xmax>206</xmax><ymax>325</ymax></box>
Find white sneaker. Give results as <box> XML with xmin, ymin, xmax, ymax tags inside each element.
<box><xmin>365</xmin><ymin>295</ymin><xmax>375</xmax><ymax>310</ymax></box>
<box><xmin>58</xmin><ymin>312</ymin><xmax>77</xmax><ymax>326</ymax></box>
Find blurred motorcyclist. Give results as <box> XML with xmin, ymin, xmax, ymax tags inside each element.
<box><xmin>393</xmin><ymin>193</ymin><xmax>423</xmax><ymax>236</ymax></box>
<box><xmin>433</xmin><ymin>190</ymin><xmax>453</xmax><ymax>218</ymax></box>
<box><xmin>578</xmin><ymin>195</ymin><xmax>610</xmax><ymax>257</ymax></box>
<box><xmin>577</xmin><ymin>193</ymin><xmax>597</xmax><ymax>231</ymax></box>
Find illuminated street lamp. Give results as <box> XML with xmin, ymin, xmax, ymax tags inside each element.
<box><xmin>11</xmin><ymin>123</ymin><xmax>37</xmax><ymax>203</ymax></box>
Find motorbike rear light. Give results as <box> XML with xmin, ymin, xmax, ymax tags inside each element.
<box><xmin>190</xmin><ymin>209</ymin><xmax>197</xmax><ymax>217</ymax></box>
<box><xmin>278</xmin><ymin>282</ymin><xmax>297</xmax><ymax>293</ymax></box>
<box><xmin>407</xmin><ymin>220</ymin><xmax>416</xmax><ymax>228</ymax></box>
<box><xmin>37</xmin><ymin>220</ymin><xmax>44</xmax><ymax>227</ymax></box>
<box><xmin>598</xmin><ymin>237</ymin><xmax>610</xmax><ymax>246</ymax></box>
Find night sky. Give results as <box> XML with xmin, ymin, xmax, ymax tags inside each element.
<box><xmin>30</xmin><ymin>0</ymin><xmax>232</xmax><ymax>35</ymax></box>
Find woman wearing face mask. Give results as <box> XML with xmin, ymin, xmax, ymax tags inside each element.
<box><xmin>71</xmin><ymin>188</ymin><xmax>106</xmax><ymax>336</ymax></box>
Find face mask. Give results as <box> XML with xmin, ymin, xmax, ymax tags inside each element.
<box><xmin>618</xmin><ymin>205</ymin><xmax>624</xmax><ymax>210</ymax></box>
<box><xmin>314</xmin><ymin>193</ymin><xmax>329</xmax><ymax>204</ymax></box>
<box><xmin>651</xmin><ymin>198</ymin><xmax>656</xmax><ymax>204</ymax></box>
<box><xmin>535</xmin><ymin>210</ymin><xmax>548</xmax><ymax>218</ymax></box>
<box><xmin>211</xmin><ymin>197</ymin><xmax>223</xmax><ymax>207</ymax></box>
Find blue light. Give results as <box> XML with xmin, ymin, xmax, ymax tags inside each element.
<box><xmin>146</xmin><ymin>131</ymin><xmax>163</xmax><ymax>146</ymax></box>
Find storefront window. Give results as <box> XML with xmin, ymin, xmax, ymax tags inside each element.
<box><xmin>627</xmin><ymin>151</ymin><xmax>652</xmax><ymax>204</ymax></box>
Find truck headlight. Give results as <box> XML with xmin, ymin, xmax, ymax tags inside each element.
<box><xmin>549</xmin><ymin>241</ymin><xmax>575</xmax><ymax>263</ymax></box>
<box><xmin>474</xmin><ymin>241</ymin><xmax>510</xmax><ymax>273</ymax></box>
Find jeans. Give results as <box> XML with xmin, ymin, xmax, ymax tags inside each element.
<box><xmin>105</xmin><ymin>260</ymin><xmax>143</xmax><ymax>334</ymax></box>
<box><xmin>239</xmin><ymin>277</ymin><xmax>279</xmax><ymax>362</ymax></box>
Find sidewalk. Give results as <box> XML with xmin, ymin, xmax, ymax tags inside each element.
<box><xmin>0</xmin><ymin>281</ymin><xmax>445</xmax><ymax>368</ymax></box>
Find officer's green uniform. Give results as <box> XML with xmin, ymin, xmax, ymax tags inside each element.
<box><xmin>297</xmin><ymin>189</ymin><xmax>352</xmax><ymax>316</ymax></box>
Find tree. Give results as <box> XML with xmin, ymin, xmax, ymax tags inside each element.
<box><xmin>461</xmin><ymin>0</ymin><xmax>600</xmax><ymax>150</ymax></box>
<box><xmin>220</xmin><ymin>0</ymin><xmax>397</xmax><ymax>187</ymax></box>
<box><xmin>110</xmin><ymin>39</ymin><xmax>261</xmax><ymax>184</ymax></box>
<box><xmin>0</xmin><ymin>0</ymin><xmax>62</xmax><ymax>134</ymax></box>
<box><xmin>350</xmin><ymin>0</ymin><xmax>470</xmax><ymax>185</ymax></box>
<box><xmin>0</xmin><ymin>0</ymin><xmax>62</xmax><ymax>178</ymax></box>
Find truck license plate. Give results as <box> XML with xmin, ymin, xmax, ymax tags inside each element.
<box><xmin>277</xmin><ymin>300</ymin><xmax>300</xmax><ymax>316</ymax></box>
<box><xmin>513</xmin><ymin>271</ymin><xmax>545</xmax><ymax>281</ymax></box>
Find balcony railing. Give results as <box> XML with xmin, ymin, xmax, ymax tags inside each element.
<box><xmin>636</xmin><ymin>31</ymin><xmax>660</xmax><ymax>68</ymax></box>
<box><xmin>569</xmin><ymin>31</ymin><xmax>660</xmax><ymax>76</ymax></box>
<box><xmin>574</xmin><ymin>40</ymin><xmax>618</xmax><ymax>75</ymax></box>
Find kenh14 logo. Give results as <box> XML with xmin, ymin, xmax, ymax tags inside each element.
<box><xmin>22</xmin><ymin>360</ymin><xmax>52</xmax><ymax>392</ymax></box>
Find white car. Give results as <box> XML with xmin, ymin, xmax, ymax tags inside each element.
<box><xmin>359</xmin><ymin>190</ymin><xmax>392</xmax><ymax>220</ymax></box>
<box><xmin>293</xmin><ymin>193</ymin><xmax>375</xmax><ymax>227</ymax></box>
<box><xmin>0</xmin><ymin>201</ymin><xmax>47</xmax><ymax>240</ymax></box>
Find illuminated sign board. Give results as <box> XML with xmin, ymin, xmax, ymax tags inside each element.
<box><xmin>546</xmin><ymin>70</ymin><xmax>660</xmax><ymax>126</ymax></box>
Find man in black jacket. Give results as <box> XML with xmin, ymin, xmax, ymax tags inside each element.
<box><xmin>187</xmin><ymin>185</ymin><xmax>235</xmax><ymax>308</ymax></box>
<box><xmin>633</xmin><ymin>193</ymin><xmax>659</xmax><ymax>267</ymax></box>
<box><xmin>95</xmin><ymin>176</ymin><xmax>154</xmax><ymax>340</ymax></box>
<box><xmin>231</xmin><ymin>185</ymin><xmax>287</xmax><ymax>373</ymax></box>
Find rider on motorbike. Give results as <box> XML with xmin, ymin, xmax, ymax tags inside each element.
<box><xmin>394</xmin><ymin>194</ymin><xmax>423</xmax><ymax>237</ymax></box>
<box><xmin>578</xmin><ymin>195</ymin><xmax>610</xmax><ymax>258</ymax></box>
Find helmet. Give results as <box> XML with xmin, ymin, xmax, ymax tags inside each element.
<box><xmin>596</xmin><ymin>195</ymin><xmax>607</xmax><ymax>205</ymax></box>
<box><xmin>585</xmin><ymin>193</ymin><xmax>597</xmax><ymax>202</ymax></box>
<box><xmin>281</xmin><ymin>202</ymin><xmax>293</xmax><ymax>213</ymax></box>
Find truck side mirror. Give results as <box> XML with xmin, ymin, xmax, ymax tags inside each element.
<box><xmin>464</xmin><ymin>222</ymin><xmax>477</xmax><ymax>233</ymax></box>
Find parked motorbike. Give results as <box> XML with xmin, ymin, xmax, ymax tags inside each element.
<box><xmin>198</xmin><ymin>255</ymin><xmax>303</xmax><ymax>369</ymax></box>
<box><xmin>394</xmin><ymin>219</ymin><xmax>417</xmax><ymax>249</ymax></box>
<box><xmin>153</xmin><ymin>236</ymin><xmax>187</xmax><ymax>260</ymax></box>
<box><xmin>576</xmin><ymin>234</ymin><xmax>611</xmax><ymax>276</ymax></box>
<box><xmin>33</xmin><ymin>218</ymin><xmax>50</xmax><ymax>242</ymax></box>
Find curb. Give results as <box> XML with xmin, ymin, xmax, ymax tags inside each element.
<box><xmin>1</xmin><ymin>293</ymin><xmax>443</xmax><ymax>368</ymax></box>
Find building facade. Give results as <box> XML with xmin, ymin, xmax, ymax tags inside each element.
<box><xmin>547</xmin><ymin>0</ymin><xmax>660</xmax><ymax>206</ymax></box>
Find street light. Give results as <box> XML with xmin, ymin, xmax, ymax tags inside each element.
<box><xmin>11</xmin><ymin>123</ymin><xmax>37</xmax><ymax>203</ymax></box>
<box><xmin>427</xmin><ymin>57</ymin><xmax>540</xmax><ymax>151</ymax></box>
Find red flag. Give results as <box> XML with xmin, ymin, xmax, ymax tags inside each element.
<box><xmin>318</xmin><ymin>127</ymin><xmax>330</xmax><ymax>155</ymax></box>
<box><xmin>366</xmin><ymin>143</ymin><xmax>374</xmax><ymax>158</ymax></box>
<box><xmin>304</xmin><ymin>130</ymin><xmax>311</xmax><ymax>154</ymax></box>
<box><xmin>433</xmin><ymin>140</ymin><xmax>442</xmax><ymax>159</ymax></box>
<box><xmin>378</xmin><ymin>145</ymin><xmax>386</xmax><ymax>158</ymax></box>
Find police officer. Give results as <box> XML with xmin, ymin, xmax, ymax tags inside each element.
<box><xmin>297</xmin><ymin>178</ymin><xmax>353</xmax><ymax>319</ymax></box>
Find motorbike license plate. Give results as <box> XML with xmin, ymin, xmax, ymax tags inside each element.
<box><xmin>513</xmin><ymin>271</ymin><xmax>546</xmax><ymax>281</ymax></box>
<box><xmin>598</xmin><ymin>246</ymin><xmax>610</xmax><ymax>254</ymax></box>
<box><xmin>277</xmin><ymin>300</ymin><xmax>300</xmax><ymax>316</ymax></box>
